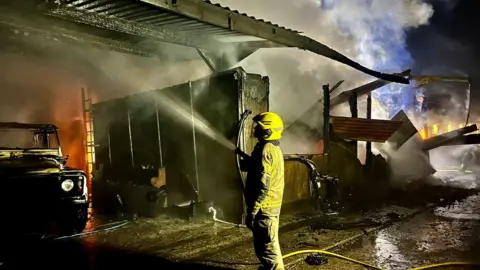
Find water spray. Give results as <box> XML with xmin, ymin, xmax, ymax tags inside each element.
<box><xmin>154</xmin><ymin>91</ymin><xmax>236</xmax><ymax>150</ymax></box>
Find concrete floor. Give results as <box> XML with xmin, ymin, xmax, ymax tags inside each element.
<box><xmin>2</xmin><ymin>182</ymin><xmax>480</xmax><ymax>269</ymax></box>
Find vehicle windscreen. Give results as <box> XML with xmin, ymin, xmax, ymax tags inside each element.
<box><xmin>0</xmin><ymin>128</ymin><xmax>59</xmax><ymax>149</ymax></box>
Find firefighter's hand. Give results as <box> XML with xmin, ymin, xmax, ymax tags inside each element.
<box><xmin>245</xmin><ymin>213</ymin><xmax>255</xmax><ymax>231</ymax></box>
<box><xmin>235</xmin><ymin>148</ymin><xmax>249</xmax><ymax>159</ymax></box>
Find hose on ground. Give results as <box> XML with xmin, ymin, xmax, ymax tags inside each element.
<box><xmin>282</xmin><ymin>249</ymin><xmax>380</xmax><ymax>269</ymax></box>
<box><xmin>282</xmin><ymin>249</ymin><xmax>480</xmax><ymax>270</ymax></box>
<box><xmin>411</xmin><ymin>262</ymin><xmax>480</xmax><ymax>270</ymax></box>
<box><xmin>208</xmin><ymin>207</ymin><xmax>246</xmax><ymax>228</ymax></box>
<box><xmin>52</xmin><ymin>220</ymin><xmax>130</xmax><ymax>240</ymax></box>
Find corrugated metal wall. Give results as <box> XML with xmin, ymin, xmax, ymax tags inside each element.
<box><xmin>92</xmin><ymin>68</ymin><xmax>269</xmax><ymax>223</ymax></box>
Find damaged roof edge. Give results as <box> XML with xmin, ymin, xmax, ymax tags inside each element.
<box><xmin>138</xmin><ymin>0</ymin><xmax>409</xmax><ymax>84</ymax></box>
<box><xmin>0</xmin><ymin>122</ymin><xmax>58</xmax><ymax>130</ymax></box>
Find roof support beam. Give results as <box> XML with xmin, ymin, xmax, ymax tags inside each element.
<box><xmin>422</xmin><ymin>124</ymin><xmax>478</xmax><ymax>151</ymax></box>
<box><xmin>197</xmin><ymin>49</ymin><xmax>216</xmax><ymax>72</ymax></box>
<box><xmin>331</xmin><ymin>69</ymin><xmax>412</xmax><ymax>108</ymax></box>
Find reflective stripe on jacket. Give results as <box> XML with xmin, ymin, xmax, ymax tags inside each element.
<box><xmin>244</xmin><ymin>141</ymin><xmax>284</xmax><ymax>216</ymax></box>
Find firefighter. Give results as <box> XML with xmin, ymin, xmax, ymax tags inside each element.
<box><xmin>236</xmin><ymin>112</ymin><xmax>285</xmax><ymax>270</ymax></box>
<box><xmin>460</xmin><ymin>145</ymin><xmax>479</xmax><ymax>172</ymax></box>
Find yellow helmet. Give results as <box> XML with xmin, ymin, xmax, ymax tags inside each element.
<box><xmin>253</xmin><ymin>112</ymin><xmax>284</xmax><ymax>141</ymax></box>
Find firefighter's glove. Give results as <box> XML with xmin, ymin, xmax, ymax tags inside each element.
<box><xmin>235</xmin><ymin>148</ymin><xmax>249</xmax><ymax>159</ymax></box>
<box><xmin>245</xmin><ymin>212</ymin><xmax>255</xmax><ymax>231</ymax></box>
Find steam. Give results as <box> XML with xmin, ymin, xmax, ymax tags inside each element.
<box><xmin>154</xmin><ymin>89</ymin><xmax>236</xmax><ymax>151</ymax></box>
<box><xmin>0</xmin><ymin>46</ymin><xmax>211</xmax><ymax>170</ymax></box>
<box><xmin>213</xmin><ymin>0</ymin><xmax>434</xmax><ymax>154</ymax></box>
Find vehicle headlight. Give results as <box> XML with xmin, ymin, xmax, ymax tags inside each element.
<box><xmin>61</xmin><ymin>179</ymin><xmax>75</xmax><ymax>192</ymax></box>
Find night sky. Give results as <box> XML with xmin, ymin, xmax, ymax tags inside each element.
<box><xmin>407</xmin><ymin>0</ymin><xmax>480</xmax><ymax>118</ymax></box>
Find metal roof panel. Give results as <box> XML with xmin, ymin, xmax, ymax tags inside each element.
<box><xmin>331</xmin><ymin>116</ymin><xmax>403</xmax><ymax>142</ymax></box>
<box><xmin>387</xmin><ymin>110</ymin><xmax>418</xmax><ymax>149</ymax></box>
<box><xmin>45</xmin><ymin>0</ymin><xmax>409</xmax><ymax>82</ymax></box>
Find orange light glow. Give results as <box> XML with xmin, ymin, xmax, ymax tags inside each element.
<box><xmin>83</xmin><ymin>89</ymin><xmax>97</xmax><ymax>182</ymax></box>
<box><xmin>418</xmin><ymin>122</ymin><xmax>480</xmax><ymax>140</ymax></box>
<box><xmin>419</xmin><ymin>128</ymin><xmax>427</xmax><ymax>139</ymax></box>
<box><xmin>431</xmin><ymin>124</ymin><xmax>439</xmax><ymax>135</ymax></box>
<box><xmin>447</xmin><ymin>123</ymin><xmax>452</xmax><ymax>132</ymax></box>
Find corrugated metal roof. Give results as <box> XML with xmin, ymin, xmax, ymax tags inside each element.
<box><xmin>331</xmin><ymin>116</ymin><xmax>403</xmax><ymax>142</ymax></box>
<box><xmin>387</xmin><ymin>110</ymin><xmax>418</xmax><ymax>149</ymax></box>
<box><xmin>39</xmin><ymin>0</ymin><xmax>410</xmax><ymax>83</ymax></box>
<box><xmin>202</xmin><ymin>0</ymin><xmax>301</xmax><ymax>33</ymax></box>
<box><xmin>61</xmin><ymin>0</ymin><xmax>299</xmax><ymax>40</ymax></box>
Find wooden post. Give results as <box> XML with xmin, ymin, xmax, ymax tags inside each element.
<box><xmin>348</xmin><ymin>91</ymin><xmax>358</xmax><ymax>157</ymax></box>
<box><xmin>323</xmin><ymin>84</ymin><xmax>331</xmax><ymax>171</ymax></box>
<box><xmin>366</xmin><ymin>93</ymin><xmax>372</xmax><ymax>168</ymax></box>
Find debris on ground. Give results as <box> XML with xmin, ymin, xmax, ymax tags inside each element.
<box><xmin>305</xmin><ymin>253</ymin><xmax>328</xmax><ymax>266</ymax></box>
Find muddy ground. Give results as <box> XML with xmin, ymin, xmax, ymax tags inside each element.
<box><xmin>2</xmin><ymin>176</ymin><xmax>480</xmax><ymax>269</ymax></box>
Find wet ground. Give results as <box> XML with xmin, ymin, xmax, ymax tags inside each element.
<box><xmin>1</xmin><ymin>178</ymin><xmax>480</xmax><ymax>269</ymax></box>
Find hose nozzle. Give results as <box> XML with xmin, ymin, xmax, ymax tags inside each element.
<box><xmin>240</xmin><ymin>109</ymin><xmax>252</xmax><ymax>121</ymax></box>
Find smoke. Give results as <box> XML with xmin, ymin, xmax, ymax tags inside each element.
<box><xmin>0</xmin><ymin>40</ymin><xmax>210</xmax><ymax>170</ymax></box>
<box><xmin>213</xmin><ymin>0</ymin><xmax>434</xmax><ymax>153</ymax></box>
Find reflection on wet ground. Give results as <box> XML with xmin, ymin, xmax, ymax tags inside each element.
<box><xmin>1</xmin><ymin>185</ymin><xmax>480</xmax><ymax>269</ymax></box>
<box><xmin>340</xmin><ymin>194</ymin><xmax>480</xmax><ymax>270</ymax></box>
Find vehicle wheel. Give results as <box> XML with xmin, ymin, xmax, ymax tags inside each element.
<box><xmin>59</xmin><ymin>207</ymin><xmax>88</xmax><ymax>235</ymax></box>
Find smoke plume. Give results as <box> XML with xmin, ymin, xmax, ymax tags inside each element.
<box><xmin>214</xmin><ymin>0</ymin><xmax>433</xmax><ymax>121</ymax></box>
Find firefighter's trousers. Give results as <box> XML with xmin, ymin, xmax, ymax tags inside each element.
<box><xmin>253</xmin><ymin>213</ymin><xmax>284</xmax><ymax>270</ymax></box>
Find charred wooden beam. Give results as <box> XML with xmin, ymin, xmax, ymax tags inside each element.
<box><xmin>447</xmin><ymin>134</ymin><xmax>480</xmax><ymax>146</ymax></box>
<box><xmin>323</xmin><ymin>84</ymin><xmax>331</xmax><ymax>157</ymax></box>
<box><xmin>366</xmin><ymin>93</ymin><xmax>372</xmax><ymax>167</ymax></box>
<box><xmin>330</xmin><ymin>80</ymin><xmax>345</xmax><ymax>94</ymax></box>
<box><xmin>348</xmin><ymin>89</ymin><xmax>358</xmax><ymax>156</ymax></box>
<box><xmin>331</xmin><ymin>69</ymin><xmax>412</xmax><ymax>108</ymax></box>
<box><xmin>422</xmin><ymin>124</ymin><xmax>478</xmax><ymax>151</ymax></box>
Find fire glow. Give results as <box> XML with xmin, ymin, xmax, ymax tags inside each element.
<box><xmin>418</xmin><ymin>122</ymin><xmax>479</xmax><ymax>140</ymax></box>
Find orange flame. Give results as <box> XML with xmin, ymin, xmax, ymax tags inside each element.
<box><xmin>419</xmin><ymin>122</ymin><xmax>478</xmax><ymax>140</ymax></box>
<box><xmin>419</xmin><ymin>128</ymin><xmax>427</xmax><ymax>140</ymax></box>
<box><xmin>431</xmin><ymin>124</ymin><xmax>439</xmax><ymax>135</ymax></box>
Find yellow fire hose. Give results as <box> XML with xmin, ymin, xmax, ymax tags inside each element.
<box><xmin>281</xmin><ymin>249</ymin><xmax>480</xmax><ymax>269</ymax></box>
<box><xmin>207</xmin><ymin>207</ymin><xmax>479</xmax><ymax>269</ymax></box>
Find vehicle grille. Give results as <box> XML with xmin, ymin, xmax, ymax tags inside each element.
<box><xmin>0</xmin><ymin>174</ymin><xmax>82</xmax><ymax>203</ymax></box>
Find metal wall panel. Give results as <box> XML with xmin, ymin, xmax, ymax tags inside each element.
<box><xmin>154</xmin><ymin>84</ymin><xmax>199</xmax><ymax>206</ymax></box>
<box><xmin>190</xmin><ymin>73</ymin><xmax>241</xmax><ymax>222</ymax></box>
<box><xmin>92</xmin><ymin>68</ymin><xmax>269</xmax><ymax>222</ymax></box>
<box><xmin>128</xmin><ymin>91</ymin><xmax>163</xmax><ymax>186</ymax></box>
<box><xmin>331</xmin><ymin>116</ymin><xmax>403</xmax><ymax>142</ymax></box>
